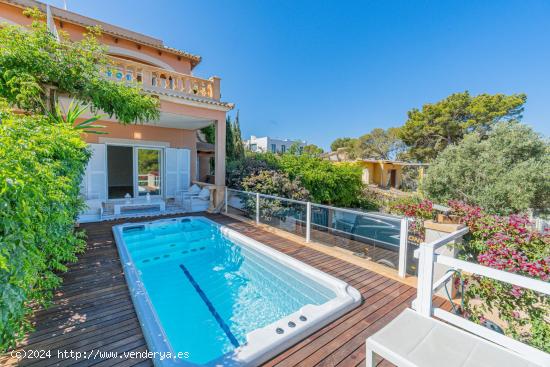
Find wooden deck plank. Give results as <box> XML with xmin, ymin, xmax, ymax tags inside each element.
<box><xmin>1</xmin><ymin>213</ymin><xmax>434</xmax><ymax>367</ymax></box>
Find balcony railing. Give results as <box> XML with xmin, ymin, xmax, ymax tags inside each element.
<box><xmin>411</xmin><ymin>227</ymin><xmax>550</xmax><ymax>366</ymax></box>
<box><xmin>105</xmin><ymin>56</ymin><xmax>220</xmax><ymax>100</ymax></box>
<box><xmin>224</xmin><ymin>188</ymin><xmax>416</xmax><ymax>277</ymax></box>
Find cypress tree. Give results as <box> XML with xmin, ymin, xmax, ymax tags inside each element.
<box><xmin>225</xmin><ymin>115</ymin><xmax>235</xmax><ymax>161</ymax></box>
<box><xmin>232</xmin><ymin>110</ymin><xmax>245</xmax><ymax>160</ymax></box>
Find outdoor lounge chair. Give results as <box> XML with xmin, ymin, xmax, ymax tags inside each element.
<box><xmin>189</xmin><ymin>187</ymin><xmax>211</xmax><ymax>212</ymax></box>
<box><xmin>177</xmin><ymin>183</ymin><xmax>202</xmax><ymax>203</ymax></box>
<box><xmin>365</xmin><ymin>308</ymin><xmax>541</xmax><ymax>367</ymax></box>
<box><xmin>365</xmin><ymin>227</ymin><xmax>549</xmax><ymax>367</ymax></box>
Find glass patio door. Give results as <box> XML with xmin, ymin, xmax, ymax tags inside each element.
<box><xmin>135</xmin><ymin>148</ymin><xmax>162</xmax><ymax>197</ymax></box>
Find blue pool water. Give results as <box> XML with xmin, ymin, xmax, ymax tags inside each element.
<box><xmin>120</xmin><ymin>218</ymin><xmax>338</xmax><ymax>365</ymax></box>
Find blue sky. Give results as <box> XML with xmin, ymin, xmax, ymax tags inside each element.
<box><xmin>48</xmin><ymin>0</ymin><xmax>550</xmax><ymax>150</ymax></box>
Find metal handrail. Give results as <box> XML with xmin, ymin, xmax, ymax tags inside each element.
<box><xmin>225</xmin><ymin>187</ymin><xmax>414</xmax><ymax>277</ymax></box>
<box><xmin>312</xmin><ymin>202</ymin><xmax>402</xmax><ymax>220</ymax></box>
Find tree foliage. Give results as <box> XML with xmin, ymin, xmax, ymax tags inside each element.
<box><xmin>232</xmin><ymin>111</ymin><xmax>245</xmax><ymax>160</ymax></box>
<box><xmin>227</xmin><ymin>153</ymin><xmax>365</xmax><ymax>208</ymax></box>
<box><xmin>360</xmin><ymin>127</ymin><xmax>405</xmax><ymax>159</ymax></box>
<box><xmin>330</xmin><ymin>127</ymin><xmax>405</xmax><ymax>160</ymax></box>
<box><xmin>399</xmin><ymin>91</ymin><xmax>526</xmax><ymax>161</ymax></box>
<box><xmin>242</xmin><ymin>170</ymin><xmax>309</xmax><ymax>201</ymax></box>
<box><xmin>225</xmin><ymin>115</ymin><xmax>235</xmax><ymax>161</ymax></box>
<box><xmin>302</xmin><ymin>144</ymin><xmax>324</xmax><ymax>157</ymax></box>
<box><xmin>277</xmin><ymin>154</ymin><xmax>364</xmax><ymax>207</ymax></box>
<box><xmin>0</xmin><ymin>8</ymin><xmax>159</xmax><ymax>122</ymax></box>
<box><xmin>0</xmin><ymin>105</ymin><xmax>90</xmax><ymax>351</ymax></box>
<box><xmin>204</xmin><ymin>112</ymin><xmax>244</xmax><ymax>163</ymax></box>
<box><xmin>330</xmin><ymin>137</ymin><xmax>363</xmax><ymax>159</ymax></box>
<box><xmin>241</xmin><ymin>170</ymin><xmax>309</xmax><ymax>221</ymax></box>
<box><xmin>422</xmin><ymin>122</ymin><xmax>550</xmax><ymax>214</ymax></box>
<box><xmin>226</xmin><ymin>154</ymin><xmax>279</xmax><ymax>190</ymax></box>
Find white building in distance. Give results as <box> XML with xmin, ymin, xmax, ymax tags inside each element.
<box><xmin>244</xmin><ymin>136</ymin><xmax>307</xmax><ymax>154</ymax></box>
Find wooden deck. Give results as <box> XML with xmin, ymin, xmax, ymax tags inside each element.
<box><xmin>1</xmin><ymin>213</ymin><xmax>450</xmax><ymax>367</ymax></box>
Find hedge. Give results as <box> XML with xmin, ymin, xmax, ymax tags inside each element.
<box><xmin>0</xmin><ymin>108</ymin><xmax>90</xmax><ymax>351</ymax></box>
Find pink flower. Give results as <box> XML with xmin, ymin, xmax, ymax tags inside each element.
<box><xmin>510</xmin><ymin>285</ymin><xmax>523</xmax><ymax>298</ymax></box>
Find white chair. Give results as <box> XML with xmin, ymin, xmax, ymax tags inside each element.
<box><xmin>177</xmin><ymin>183</ymin><xmax>202</xmax><ymax>203</ymax></box>
<box><xmin>82</xmin><ymin>193</ymin><xmax>104</xmax><ymax>219</ymax></box>
<box><xmin>189</xmin><ymin>187</ymin><xmax>211</xmax><ymax>212</ymax></box>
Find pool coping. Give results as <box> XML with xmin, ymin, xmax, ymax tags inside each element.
<box><xmin>112</xmin><ymin>216</ymin><xmax>362</xmax><ymax>366</ymax></box>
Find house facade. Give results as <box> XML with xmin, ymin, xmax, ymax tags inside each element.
<box><xmin>1</xmin><ymin>0</ymin><xmax>233</xmax><ymax>220</ymax></box>
<box><xmin>244</xmin><ymin>136</ymin><xmax>306</xmax><ymax>154</ymax></box>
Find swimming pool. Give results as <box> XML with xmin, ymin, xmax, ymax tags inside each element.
<box><xmin>113</xmin><ymin>217</ymin><xmax>361</xmax><ymax>366</ymax></box>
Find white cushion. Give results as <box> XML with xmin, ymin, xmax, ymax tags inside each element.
<box><xmin>189</xmin><ymin>184</ymin><xmax>201</xmax><ymax>194</ymax></box>
<box><xmin>366</xmin><ymin>309</ymin><xmax>540</xmax><ymax>367</ymax></box>
<box><xmin>198</xmin><ymin>187</ymin><xmax>210</xmax><ymax>200</ymax></box>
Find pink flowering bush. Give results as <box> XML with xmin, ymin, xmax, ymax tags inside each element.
<box><xmin>389</xmin><ymin>198</ymin><xmax>435</xmax><ymax>243</ymax></box>
<box><xmin>448</xmin><ymin>201</ymin><xmax>550</xmax><ymax>352</ymax></box>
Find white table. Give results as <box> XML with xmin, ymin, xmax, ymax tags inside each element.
<box><xmin>114</xmin><ymin>200</ymin><xmax>166</xmax><ymax>215</ymax></box>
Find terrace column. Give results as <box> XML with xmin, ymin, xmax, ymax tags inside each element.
<box><xmin>213</xmin><ymin>118</ymin><xmax>226</xmax><ymax>209</ymax></box>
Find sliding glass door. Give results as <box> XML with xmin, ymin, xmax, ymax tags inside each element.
<box><xmin>107</xmin><ymin>145</ymin><xmax>162</xmax><ymax>199</ymax></box>
<box><xmin>136</xmin><ymin>148</ymin><xmax>162</xmax><ymax>197</ymax></box>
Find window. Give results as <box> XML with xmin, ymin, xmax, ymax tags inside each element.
<box><xmin>271</xmin><ymin>144</ymin><xmax>276</xmax><ymax>153</ymax></box>
<box><xmin>281</xmin><ymin>145</ymin><xmax>286</xmax><ymax>153</ymax></box>
<box><xmin>250</xmin><ymin>143</ymin><xmax>257</xmax><ymax>152</ymax></box>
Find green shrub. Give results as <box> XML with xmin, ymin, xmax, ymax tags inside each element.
<box><xmin>228</xmin><ymin>153</ymin><xmax>372</xmax><ymax>209</ymax></box>
<box><xmin>0</xmin><ymin>108</ymin><xmax>90</xmax><ymax>351</ymax></box>
<box><xmin>241</xmin><ymin>170</ymin><xmax>309</xmax><ymax>221</ymax></box>
<box><xmin>226</xmin><ymin>154</ymin><xmax>279</xmax><ymax>190</ymax></box>
<box><xmin>241</xmin><ymin>170</ymin><xmax>309</xmax><ymax>201</ymax></box>
<box><xmin>277</xmin><ymin>154</ymin><xmax>364</xmax><ymax>207</ymax></box>
<box><xmin>422</xmin><ymin>122</ymin><xmax>550</xmax><ymax>215</ymax></box>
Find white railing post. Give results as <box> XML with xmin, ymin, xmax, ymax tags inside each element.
<box><xmin>398</xmin><ymin>217</ymin><xmax>409</xmax><ymax>278</ymax></box>
<box><xmin>255</xmin><ymin>193</ymin><xmax>260</xmax><ymax>225</ymax></box>
<box><xmin>306</xmin><ymin>202</ymin><xmax>311</xmax><ymax>242</ymax></box>
<box><xmin>224</xmin><ymin>187</ymin><xmax>228</xmax><ymax>213</ymax></box>
<box><xmin>416</xmin><ymin>243</ymin><xmax>435</xmax><ymax>317</ymax></box>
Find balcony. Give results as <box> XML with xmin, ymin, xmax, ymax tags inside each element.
<box><xmin>105</xmin><ymin>56</ymin><xmax>221</xmax><ymax>101</ymax></box>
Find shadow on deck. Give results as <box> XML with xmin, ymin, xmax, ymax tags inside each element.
<box><xmin>1</xmin><ymin>213</ymin><xmax>451</xmax><ymax>367</ymax></box>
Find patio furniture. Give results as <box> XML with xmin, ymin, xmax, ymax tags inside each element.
<box><xmin>177</xmin><ymin>184</ymin><xmax>202</xmax><ymax>204</ymax></box>
<box><xmin>114</xmin><ymin>199</ymin><xmax>166</xmax><ymax>215</ymax></box>
<box><xmin>189</xmin><ymin>187</ymin><xmax>211</xmax><ymax>212</ymax></box>
<box><xmin>365</xmin><ymin>308</ymin><xmax>540</xmax><ymax>367</ymax></box>
<box><xmin>80</xmin><ymin>193</ymin><xmax>104</xmax><ymax>221</ymax></box>
<box><xmin>365</xmin><ymin>227</ymin><xmax>549</xmax><ymax>367</ymax></box>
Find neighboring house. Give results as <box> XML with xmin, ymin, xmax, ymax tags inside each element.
<box><xmin>244</xmin><ymin>136</ymin><xmax>306</xmax><ymax>154</ymax></box>
<box><xmin>324</xmin><ymin>150</ymin><xmax>427</xmax><ymax>190</ymax></box>
<box><xmin>357</xmin><ymin>159</ymin><xmax>427</xmax><ymax>189</ymax></box>
<box><xmin>1</xmin><ymin>0</ymin><xmax>233</xmax><ymax>219</ymax></box>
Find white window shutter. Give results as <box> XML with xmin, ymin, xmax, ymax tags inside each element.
<box><xmin>165</xmin><ymin>148</ymin><xmax>178</xmax><ymax>198</ymax></box>
<box><xmin>181</xmin><ymin>149</ymin><xmax>190</xmax><ymax>191</ymax></box>
<box><xmin>86</xmin><ymin>144</ymin><xmax>107</xmax><ymax>200</ymax></box>
<box><xmin>165</xmin><ymin>148</ymin><xmax>190</xmax><ymax>198</ymax></box>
